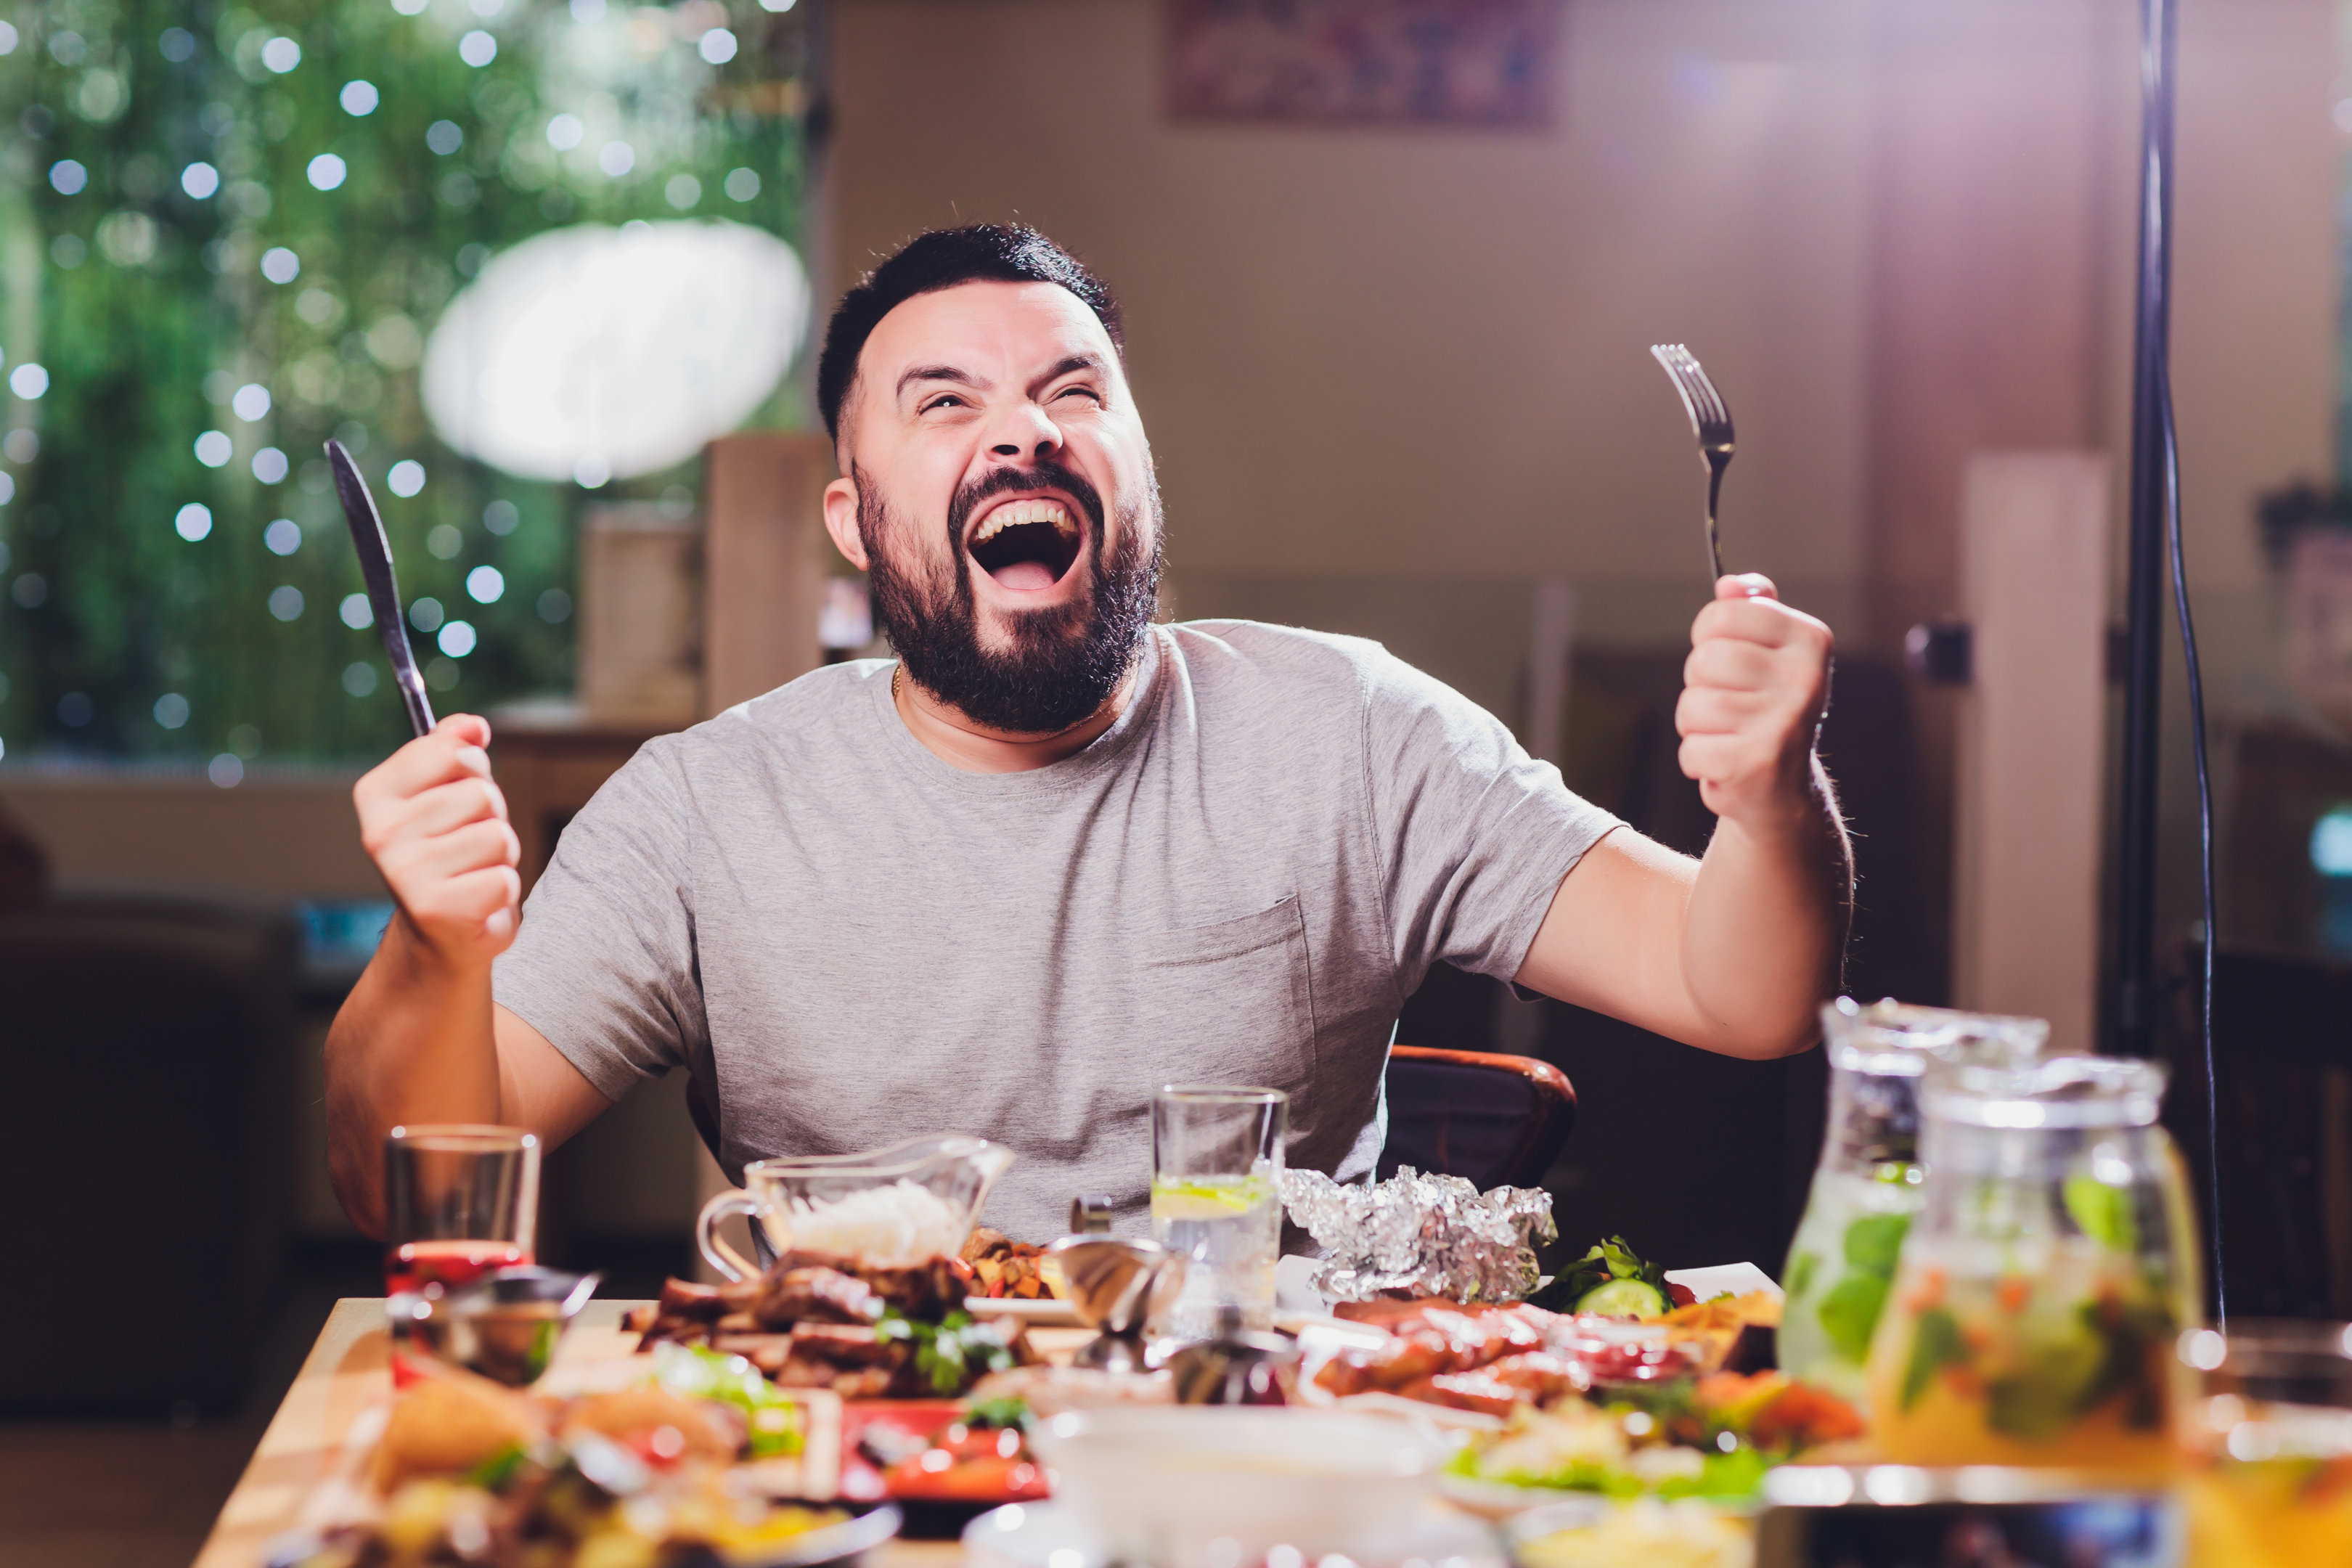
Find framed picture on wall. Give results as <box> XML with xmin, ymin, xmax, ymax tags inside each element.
<box><xmin>1165</xmin><ymin>0</ymin><xmax>1561</xmax><ymax>129</ymax></box>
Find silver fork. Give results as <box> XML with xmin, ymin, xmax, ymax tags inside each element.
<box><xmin>1650</xmin><ymin>343</ymin><xmax>1734</xmax><ymax>582</ymax></box>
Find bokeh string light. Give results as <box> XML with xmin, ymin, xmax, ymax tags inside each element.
<box><xmin>0</xmin><ymin>0</ymin><xmax>812</xmax><ymax>763</ymax></box>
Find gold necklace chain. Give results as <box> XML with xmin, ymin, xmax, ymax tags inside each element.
<box><xmin>891</xmin><ymin>661</ymin><xmax>902</xmax><ymax>700</ymax></box>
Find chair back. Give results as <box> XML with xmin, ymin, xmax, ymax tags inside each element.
<box><xmin>2197</xmin><ymin>944</ymin><xmax>2352</xmax><ymax>1318</ymax></box>
<box><xmin>1377</xmin><ymin>1045</ymin><xmax>1576</xmax><ymax>1191</ymax></box>
<box><xmin>0</xmin><ymin>889</ymin><xmax>299</xmax><ymax>1414</ymax></box>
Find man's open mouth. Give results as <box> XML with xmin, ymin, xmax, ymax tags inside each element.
<box><xmin>968</xmin><ymin>497</ymin><xmax>1085</xmax><ymax>592</ymax></box>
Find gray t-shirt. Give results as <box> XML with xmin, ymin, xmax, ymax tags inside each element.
<box><xmin>495</xmin><ymin>620</ymin><xmax>1618</xmax><ymax>1241</ymax></box>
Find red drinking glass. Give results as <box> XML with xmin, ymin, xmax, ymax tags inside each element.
<box><xmin>383</xmin><ymin>1124</ymin><xmax>539</xmax><ymax>1297</ymax></box>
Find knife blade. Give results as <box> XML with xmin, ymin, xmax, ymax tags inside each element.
<box><xmin>325</xmin><ymin>438</ymin><xmax>436</xmax><ymax>738</ymax></box>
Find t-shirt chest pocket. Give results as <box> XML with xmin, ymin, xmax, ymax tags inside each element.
<box><xmin>1127</xmin><ymin>895</ymin><xmax>1317</xmax><ymax>1094</ymax></box>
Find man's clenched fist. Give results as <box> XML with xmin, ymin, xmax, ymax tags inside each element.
<box><xmin>1676</xmin><ymin>574</ymin><xmax>1834</xmax><ymax>830</ymax></box>
<box><xmin>354</xmin><ymin>714</ymin><xmax>521</xmax><ymax>963</ymax></box>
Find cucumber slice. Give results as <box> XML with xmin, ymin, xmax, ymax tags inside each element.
<box><xmin>1575</xmin><ymin>1278</ymin><xmax>1668</xmax><ymax>1318</ymax></box>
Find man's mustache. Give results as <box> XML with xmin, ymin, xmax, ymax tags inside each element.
<box><xmin>945</xmin><ymin>460</ymin><xmax>1106</xmax><ymax>547</ymax></box>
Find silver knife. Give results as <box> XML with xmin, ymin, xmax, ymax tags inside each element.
<box><xmin>325</xmin><ymin>438</ymin><xmax>436</xmax><ymax>738</ymax></box>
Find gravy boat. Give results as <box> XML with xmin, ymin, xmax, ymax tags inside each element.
<box><xmin>696</xmin><ymin>1133</ymin><xmax>1016</xmax><ymax>1280</ymax></box>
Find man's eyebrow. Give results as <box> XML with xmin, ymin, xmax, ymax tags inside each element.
<box><xmin>897</xmin><ymin>363</ymin><xmax>984</xmax><ymax>398</ymax></box>
<box><xmin>1035</xmin><ymin>353</ymin><xmax>1108</xmax><ymax>386</ymax></box>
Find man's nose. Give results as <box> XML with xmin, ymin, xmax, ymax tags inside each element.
<box><xmin>984</xmin><ymin>401</ymin><xmax>1063</xmax><ymax>462</ymax></box>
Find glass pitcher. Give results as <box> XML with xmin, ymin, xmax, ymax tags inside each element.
<box><xmin>1863</xmin><ymin>1055</ymin><xmax>2200</xmax><ymax>1477</ymax></box>
<box><xmin>696</xmin><ymin>1133</ymin><xmax>1016</xmax><ymax>1279</ymax></box>
<box><xmin>1779</xmin><ymin>1000</ymin><xmax>2049</xmax><ymax>1402</ymax></box>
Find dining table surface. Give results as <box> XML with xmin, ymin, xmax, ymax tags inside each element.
<box><xmin>195</xmin><ymin>1297</ymin><xmax>1018</xmax><ymax>1568</ymax></box>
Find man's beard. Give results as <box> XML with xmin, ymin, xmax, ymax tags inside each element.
<box><xmin>859</xmin><ymin>460</ymin><xmax>1163</xmax><ymax>735</ymax></box>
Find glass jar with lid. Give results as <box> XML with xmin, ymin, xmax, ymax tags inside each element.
<box><xmin>1863</xmin><ymin>1054</ymin><xmax>2200</xmax><ymax>1477</ymax></box>
<box><xmin>1779</xmin><ymin>1000</ymin><xmax>2049</xmax><ymax>1402</ymax></box>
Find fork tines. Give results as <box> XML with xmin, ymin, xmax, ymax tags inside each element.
<box><xmin>1649</xmin><ymin>343</ymin><xmax>1732</xmax><ymax>448</ymax></box>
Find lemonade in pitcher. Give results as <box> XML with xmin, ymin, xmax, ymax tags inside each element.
<box><xmin>1867</xmin><ymin>1236</ymin><xmax>2179</xmax><ymax>1473</ymax></box>
<box><xmin>1779</xmin><ymin>1000</ymin><xmax>2046</xmax><ymax>1404</ymax></box>
<box><xmin>1862</xmin><ymin>1054</ymin><xmax>2197</xmax><ymax>1480</ymax></box>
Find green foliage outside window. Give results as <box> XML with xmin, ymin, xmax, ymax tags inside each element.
<box><xmin>0</xmin><ymin>0</ymin><xmax>809</xmax><ymax>764</ymax></box>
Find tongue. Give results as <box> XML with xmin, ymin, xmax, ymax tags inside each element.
<box><xmin>989</xmin><ymin>560</ymin><xmax>1060</xmax><ymax>592</ymax></box>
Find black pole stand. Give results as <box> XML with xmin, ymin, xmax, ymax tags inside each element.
<box><xmin>2112</xmin><ymin>0</ymin><xmax>2178</xmax><ymax>1058</ymax></box>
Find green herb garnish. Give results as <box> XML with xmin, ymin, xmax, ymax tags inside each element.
<box><xmin>1900</xmin><ymin>1305</ymin><xmax>1968</xmax><ymax>1413</ymax></box>
<box><xmin>1530</xmin><ymin>1236</ymin><xmax>1669</xmax><ymax>1312</ymax></box>
<box><xmin>462</xmin><ymin>1442</ymin><xmax>530</xmax><ymax>1492</ymax></box>
<box><xmin>650</xmin><ymin>1342</ymin><xmax>805</xmax><ymax>1458</ymax></box>
<box><xmin>2064</xmin><ymin>1174</ymin><xmax>2139</xmax><ymax>1253</ymax></box>
<box><xmin>964</xmin><ymin>1395</ymin><xmax>1031</xmax><ymax>1432</ymax></box>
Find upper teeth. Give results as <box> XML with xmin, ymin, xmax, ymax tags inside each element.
<box><xmin>973</xmin><ymin>499</ymin><xmax>1077</xmax><ymax>545</ymax></box>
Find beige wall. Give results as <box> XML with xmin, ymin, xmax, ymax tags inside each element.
<box><xmin>830</xmin><ymin>0</ymin><xmax>2340</xmax><ymax>957</ymax></box>
<box><xmin>831</xmin><ymin>0</ymin><xmax>1876</xmax><ymax>652</ymax></box>
<box><xmin>2</xmin><ymin>0</ymin><xmax>2333</xmax><ymax>1140</ymax></box>
<box><xmin>2136</xmin><ymin>0</ymin><xmax>2337</xmax><ymax>934</ymax></box>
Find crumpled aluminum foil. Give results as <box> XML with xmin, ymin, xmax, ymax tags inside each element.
<box><xmin>1280</xmin><ymin>1165</ymin><xmax>1556</xmax><ymax>1304</ymax></box>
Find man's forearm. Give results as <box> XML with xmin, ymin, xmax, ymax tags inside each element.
<box><xmin>324</xmin><ymin>912</ymin><xmax>504</xmax><ymax>1237</ymax></box>
<box><xmin>1680</xmin><ymin>754</ymin><xmax>1853</xmax><ymax>1056</ymax></box>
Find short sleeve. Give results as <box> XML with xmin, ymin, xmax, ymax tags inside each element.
<box><xmin>1361</xmin><ymin>650</ymin><xmax>1622</xmax><ymax>990</ymax></box>
<box><xmin>493</xmin><ymin>740</ymin><xmax>704</xmax><ymax>1101</ymax></box>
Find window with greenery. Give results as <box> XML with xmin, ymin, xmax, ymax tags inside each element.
<box><xmin>0</xmin><ymin>0</ymin><xmax>812</xmax><ymax>767</ymax></box>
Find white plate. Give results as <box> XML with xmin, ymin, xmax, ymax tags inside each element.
<box><xmin>1435</xmin><ymin>1473</ymin><xmax>1609</xmax><ymax>1522</ymax></box>
<box><xmin>1336</xmin><ymin>1391</ymin><xmax>1506</xmax><ymax>1432</ymax></box>
<box><xmin>963</xmin><ymin>1499</ymin><xmax>1503</xmax><ymax>1568</ymax></box>
<box><xmin>1662</xmin><ymin>1262</ymin><xmax>1783</xmax><ymax>1304</ymax></box>
<box><xmin>963</xmin><ymin>1296</ymin><xmax>1085</xmax><ymax>1327</ymax></box>
<box><xmin>1280</xmin><ymin>1256</ymin><xmax>1783</xmax><ymax>1316</ymax></box>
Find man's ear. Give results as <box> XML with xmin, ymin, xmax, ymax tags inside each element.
<box><xmin>822</xmin><ymin>473</ymin><xmax>869</xmax><ymax>570</ymax></box>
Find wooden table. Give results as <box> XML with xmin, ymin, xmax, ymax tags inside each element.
<box><xmin>197</xmin><ymin>1299</ymin><xmax>970</xmax><ymax>1567</ymax></box>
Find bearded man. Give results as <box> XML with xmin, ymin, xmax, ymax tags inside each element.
<box><xmin>325</xmin><ymin>226</ymin><xmax>1851</xmax><ymax>1241</ymax></box>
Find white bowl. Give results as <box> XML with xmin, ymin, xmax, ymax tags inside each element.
<box><xmin>1029</xmin><ymin>1406</ymin><xmax>1444</xmax><ymax>1566</ymax></box>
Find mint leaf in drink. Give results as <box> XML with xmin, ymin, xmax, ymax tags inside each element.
<box><xmin>2064</xmin><ymin>1174</ymin><xmax>2139</xmax><ymax>1252</ymax></box>
<box><xmin>1816</xmin><ymin>1272</ymin><xmax>1891</xmax><ymax>1363</ymax></box>
<box><xmin>1842</xmin><ymin>1214</ymin><xmax>1910</xmax><ymax>1277</ymax></box>
<box><xmin>1990</xmin><ymin>1331</ymin><xmax>2107</xmax><ymax>1440</ymax></box>
<box><xmin>1900</xmin><ymin>1306</ymin><xmax>1969</xmax><ymax>1412</ymax></box>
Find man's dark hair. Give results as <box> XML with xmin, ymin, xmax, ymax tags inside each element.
<box><xmin>815</xmin><ymin>224</ymin><xmax>1124</xmax><ymax>441</ymax></box>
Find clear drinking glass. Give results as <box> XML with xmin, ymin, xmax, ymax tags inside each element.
<box><xmin>1151</xmin><ymin>1085</ymin><xmax>1286</xmax><ymax>1338</ymax></box>
<box><xmin>2179</xmin><ymin>1321</ymin><xmax>2352</xmax><ymax>1567</ymax></box>
<box><xmin>1779</xmin><ymin>1000</ymin><xmax>2049</xmax><ymax>1401</ymax></box>
<box><xmin>383</xmin><ymin>1124</ymin><xmax>539</xmax><ymax>1296</ymax></box>
<box><xmin>1863</xmin><ymin>1055</ymin><xmax>2197</xmax><ymax>1478</ymax></box>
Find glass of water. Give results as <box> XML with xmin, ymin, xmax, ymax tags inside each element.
<box><xmin>1151</xmin><ymin>1085</ymin><xmax>1286</xmax><ymax>1337</ymax></box>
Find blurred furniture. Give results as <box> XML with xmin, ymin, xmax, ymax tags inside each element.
<box><xmin>491</xmin><ymin>712</ymin><xmax>685</xmax><ymax>897</ymax></box>
<box><xmin>497</xmin><ymin>430</ymin><xmax>836</xmax><ymax>896</ymax></box>
<box><xmin>0</xmin><ymin>889</ymin><xmax>301</xmax><ymax>1414</ymax></box>
<box><xmin>703</xmin><ymin>430</ymin><xmax>834</xmax><ymax>714</ymax></box>
<box><xmin>1400</xmin><ymin>646</ymin><xmax>1930</xmax><ymax>1273</ymax></box>
<box><xmin>1953</xmin><ymin>452</ymin><xmax>2110</xmax><ymax>1050</ymax></box>
<box><xmin>2222</xmin><ymin>722</ymin><xmax>2352</xmax><ymax>956</ymax></box>
<box><xmin>579</xmin><ymin>506</ymin><xmax>703</xmax><ymax>725</ymax></box>
<box><xmin>1378</xmin><ymin>1045</ymin><xmax>1577</xmax><ymax>1189</ymax></box>
<box><xmin>2165</xmin><ymin>943</ymin><xmax>2352</xmax><ymax>1320</ymax></box>
<box><xmin>1539</xmin><ymin>649</ymin><xmax>1935</xmax><ymax>1005</ymax></box>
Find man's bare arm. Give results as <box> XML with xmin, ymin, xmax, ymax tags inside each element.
<box><xmin>1515</xmin><ymin>576</ymin><xmax>1852</xmax><ymax>1058</ymax></box>
<box><xmin>323</xmin><ymin>715</ymin><xmax>612</xmax><ymax>1236</ymax></box>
